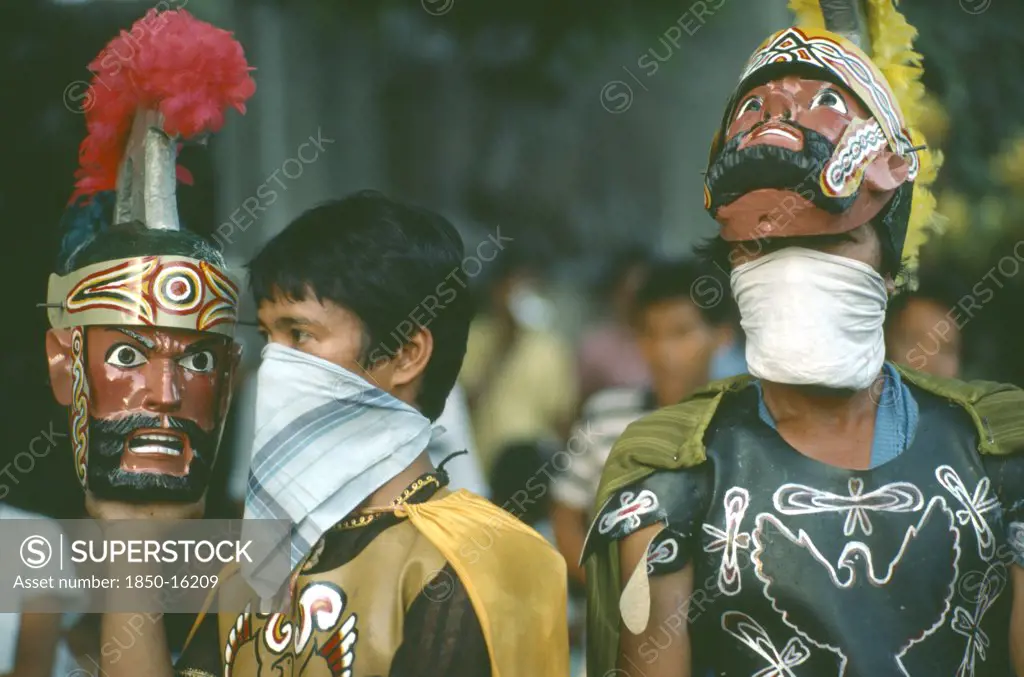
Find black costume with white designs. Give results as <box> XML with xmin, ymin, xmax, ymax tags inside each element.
<box><xmin>586</xmin><ymin>384</ymin><xmax>1024</xmax><ymax>676</ymax></box>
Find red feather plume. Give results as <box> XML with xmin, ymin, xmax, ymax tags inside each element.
<box><xmin>70</xmin><ymin>9</ymin><xmax>256</xmax><ymax>203</ymax></box>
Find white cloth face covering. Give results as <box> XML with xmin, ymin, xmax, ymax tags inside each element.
<box><xmin>730</xmin><ymin>246</ymin><xmax>888</xmax><ymax>391</ymax></box>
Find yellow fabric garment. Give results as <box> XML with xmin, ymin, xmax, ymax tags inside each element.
<box><xmin>399</xmin><ymin>489</ymin><xmax>570</xmax><ymax>677</ymax></box>
<box><xmin>182</xmin><ymin>489</ymin><xmax>569</xmax><ymax>676</ymax></box>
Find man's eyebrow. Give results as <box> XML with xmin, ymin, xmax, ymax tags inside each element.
<box><xmin>274</xmin><ymin>316</ymin><xmax>315</xmax><ymax>329</ymax></box>
<box><xmin>115</xmin><ymin>328</ymin><xmax>156</xmax><ymax>349</ymax></box>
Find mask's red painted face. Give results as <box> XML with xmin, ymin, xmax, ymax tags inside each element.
<box><xmin>703</xmin><ymin>27</ymin><xmax>921</xmax><ymax>253</ymax></box>
<box><xmin>47</xmin><ymin>325</ymin><xmax>239</xmax><ymax>503</ymax></box>
<box><xmin>705</xmin><ymin>74</ymin><xmax>911</xmax><ymax>244</ymax></box>
<box><xmin>725</xmin><ymin>76</ymin><xmax>868</xmax><ymax>152</ymax></box>
<box><xmin>87</xmin><ymin>326</ymin><xmax>231</xmax><ymax>473</ymax></box>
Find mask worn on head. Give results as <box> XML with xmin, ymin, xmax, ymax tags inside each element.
<box><xmin>702</xmin><ymin>26</ymin><xmax>925</xmax><ymax>268</ymax></box>
<box><xmin>730</xmin><ymin>247</ymin><xmax>887</xmax><ymax>390</ymax></box>
<box><xmin>242</xmin><ymin>343</ymin><xmax>439</xmax><ymax>597</ymax></box>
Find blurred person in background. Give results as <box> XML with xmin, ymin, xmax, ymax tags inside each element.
<box><xmin>551</xmin><ymin>258</ymin><xmax>735</xmax><ymax>588</ymax></box>
<box><xmin>708</xmin><ymin>297</ymin><xmax>749</xmax><ymax>381</ymax></box>
<box><xmin>885</xmin><ymin>262</ymin><xmax>969</xmax><ymax>379</ymax></box>
<box><xmin>551</xmin><ymin>258</ymin><xmax>733</xmax><ymax>677</ymax></box>
<box><xmin>489</xmin><ymin>439</ymin><xmax>558</xmax><ymax>537</ymax></box>
<box><xmin>708</xmin><ymin>321</ymin><xmax>748</xmax><ymax>381</ymax></box>
<box><xmin>576</xmin><ymin>248</ymin><xmax>652</xmax><ymax>402</ymax></box>
<box><xmin>460</xmin><ymin>253</ymin><xmax>577</xmax><ymax>476</ymax></box>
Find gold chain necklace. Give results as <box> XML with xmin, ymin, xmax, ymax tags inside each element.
<box><xmin>334</xmin><ymin>474</ymin><xmax>442</xmax><ymax>531</ymax></box>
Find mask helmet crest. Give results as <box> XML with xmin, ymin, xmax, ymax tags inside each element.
<box><xmin>45</xmin><ymin>8</ymin><xmax>255</xmax><ymax>501</ymax></box>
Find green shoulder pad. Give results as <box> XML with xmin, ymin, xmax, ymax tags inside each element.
<box><xmin>893</xmin><ymin>364</ymin><xmax>1024</xmax><ymax>456</ymax></box>
<box><xmin>593</xmin><ymin>373</ymin><xmax>754</xmax><ymax>514</ymax></box>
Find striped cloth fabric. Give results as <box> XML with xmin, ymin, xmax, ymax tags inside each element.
<box><xmin>241</xmin><ymin>344</ymin><xmax>435</xmax><ymax>598</ymax></box>
<box><xmin>551</xmin><ymin>387</ymin><xmax>656</xmax><ymax>519</ymax></box>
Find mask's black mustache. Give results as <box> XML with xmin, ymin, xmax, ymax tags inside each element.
<box><xmin>91</xmin><ymin>414</ymin><xmax>196</xmax><ymax>438</ymax></box>
<box><xmin>708</xmin><ymin>120</ymin><xmax>832</xmax><ymax>184</ymax></box>
<box><xmin>705</xmin><ymin>121</ymin><xmax>858</xmax><ymax>218</ymax></box>
<box><xmin>85</xmin><ymin>415</ymin><xmax>215</xmax><ymax>503</ymax></box>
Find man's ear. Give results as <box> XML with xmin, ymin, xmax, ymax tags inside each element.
<box><xmin>46</xmin><ymin>329</ymin><xmax>74</xmax><ymax>406</ymax></box>
<box><xmin>391</xmin><ymin>327</ymin><xmax>434</xmax><ymax>389</ymax></box>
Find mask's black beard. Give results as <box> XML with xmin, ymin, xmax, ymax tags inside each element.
<box><xmin>706</xmin><ymin>122</ymin><xmax>859</xmax><ymax>217</ymax></box>
<box><xmin>87</xmin><ymin>414</ymin><xmax>215</xmax><ymax>503</ymax></box>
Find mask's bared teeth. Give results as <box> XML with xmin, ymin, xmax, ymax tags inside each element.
<box><xmin>129</xmin><ymin>444</ymin><xmax>182</xmax><ymax>456</ymax></box>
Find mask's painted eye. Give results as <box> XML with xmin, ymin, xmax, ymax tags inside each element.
<box><xmin>810</xmin><ymin>87</ymin><xmax>848</xmax><ymax>114</ymax></box>
<box><xmin>736</xmin><ymin>95</ymin><xmax>763</xmax><ymax>119</ymax></box>
<box><xmin>179</xmin><ymin>350</ymin><xmax>216</xmax><ymax>373</ymax></box>
<box><xmin>105</xmin><ymin>343</ymin><xmax>148</xmax><ymax>368</ymax></box>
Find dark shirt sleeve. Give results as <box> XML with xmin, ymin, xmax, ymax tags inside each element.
<box><xmin>174</xmin><ymin>612</ymin><xmax>221</xmax><ymax>677</ymax></box>
<box><xmin>983</xmin><ymin>451</ymin><xmax>1024</xmax><ymax>568</ymax></box>
<box><xmin>388</xmin><ymin>563</ymin><xmax>492</xmax><ymax>677</ymax></box>
<box><xmin>582</xmin><ymin>463</ymin><xmax>714</xmax><ymax>577</ymax></box>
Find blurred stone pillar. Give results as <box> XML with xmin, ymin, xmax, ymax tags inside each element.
<box><xmin>211</xmin><ymin>1</ymin><xmax>295</xmax><ymax>504</ymax></box>
<box><xmin>221</xmin><ymin>2</ymin><xmax>293</xmax><ymax>267</ymax></box>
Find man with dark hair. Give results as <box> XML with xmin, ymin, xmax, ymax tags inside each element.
<box><xmin>164</xmin><ymin>191</ymin><xmax>569</xmax><ymax>677</ymax></box>
<box><xmin>583</xmin><ymin>2</ymin><xmax>1024</xmax><ymax>676</ymax></box>
<box><xmin>551</xmin><ymin>259</ymin><xmax>734</xmax><ymax>586</ymax></box>
<box><xmin>552</xmin><ymin>259</ymin><xmax>734</xmax><ymax>676</ymax></box>
<box><xmin>248</xmin><ymin>190</ymin><xmax>472</xmax><ymax>422</ymax></box>
<box><xmin>885</xmin><ymin>263</ymin><xmax>969</xmax><ymax>378</ymax></box>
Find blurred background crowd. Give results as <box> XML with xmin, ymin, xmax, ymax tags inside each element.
<box><xmin>4</xmin><ymin>0</ymin><xmax>1024</xmax><ymax>674</ymax></box>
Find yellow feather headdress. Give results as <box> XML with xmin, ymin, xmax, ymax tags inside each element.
<box><xmin>788</xmin><ymin>0</ymin><xmax>943</xmax><ymax>275</ymax></box>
